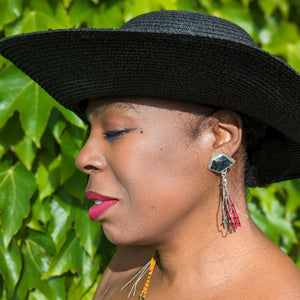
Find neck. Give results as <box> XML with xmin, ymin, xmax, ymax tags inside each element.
<box><xmin>151</xmin><ymin>187</ymin><xmax>259</xmax><ymax>291</ymax></box>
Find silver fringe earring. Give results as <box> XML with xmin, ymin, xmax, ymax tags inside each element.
<box><xmin>208</xmin><ymin>152</ymin><xmax>246</xmax><ymax>233</ymax></box>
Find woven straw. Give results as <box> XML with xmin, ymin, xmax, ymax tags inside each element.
<box><xmin>0</xmin><ymin>10</ymin><xmax>300</xmax><ymax>185</ymax></box>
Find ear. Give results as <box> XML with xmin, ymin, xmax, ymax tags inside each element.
<box><xmin>210</xmin><ymin>110</ymin><xmax>243</xmax><ymax>157</ymax></box>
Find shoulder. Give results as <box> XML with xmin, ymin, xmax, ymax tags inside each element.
<box><xmin>272</xmin><ymin>257</ymin><xmax>300</xmax><ymax>299</ymax></box>
<box><xmin>93</xmin><ymin>245</ymin><xmax>153</xmax><ymax>299</ymax></box>
<box><xmin>268</xmin><ymin>270</ymin><xmax>300</xmax><ymax>300</ymax></box>
<box><xmin>231</xmin><ymin>230</ymin><xmax>300</xmax><ymax>299</ymax></box>
<box><xmin>253</xmin><ymin>244</ymin><xmax>300</xmax><ymax>299</ymax></box>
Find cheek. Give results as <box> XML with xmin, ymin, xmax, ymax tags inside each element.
<box><xmin>102</xmin><ymin>128</ymin><xmax>213</xmax><ymax>245</ymax></box>
<box><xmin>104</xmin><ymin>151</ymin><xmax>205</xmax><ymax>246</ymax></box>
<box><xmin>112</xmin><ymin>131</ymin><xmax>208</xmax><ymax>214</ymax></box>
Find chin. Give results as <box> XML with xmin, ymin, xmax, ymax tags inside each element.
<box><xmin>102</xmin><ymin>223</ymin><xmax>133</xmax><ymax>245</ymax></box>
<box><xmin>102</xmin><ymin>223</ymin><xmax>151</xmax><ymax>246</ymax></box>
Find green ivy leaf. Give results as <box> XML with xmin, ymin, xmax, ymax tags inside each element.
<box><xmin>65</xmin><ymin>124</ymin><xmax>86</xmax><ymax>152</ymax></box>
<box><xmin>27</xmin><ymin>289</ymin><xmax>48</xmax><ymax>300</ymax></box>
<box><xmin>178</xmin><ymin>0</ymin><xmax>198</xmax><ymax>11</ymax></box>
<box><xmin>14</xmin><ymin>135</ymin><xmax>37</xmax><ymax>170</ymax></box>
<box><xmin>249</xmin><ymin>186</ymin><xmax>275</xmax><ymax>216</ymax></box>
<box><xmin>262</xmin><ymin>20</ymin><xmax>299</xmax><ymax>57</ymax></box>
<box><xmin>286</xmin><ymin>40</ymin><xmax>300</xmax><ymax>72</ymax></box>
<box><xmin>0</xmin><ymin>162</ymin><xmax>36</xmax><ymax>248</ymax></box>
<box><xmin>49</xmin><ymin>193</ymin><xmax>73</xmax><ymax>252</ymax></box>
<box><xmin>258</xmin><ymin>0</ymin><xmax>289</xmax><ymax>19</ymax></box>
<box><xmin>0</xmin><ymin>113</ymin><xmax>23</xmax><ymax>159</ymax></box>
<box><xmin>55</xmin><ymin>102</ymin><xmax>86</xmax><ymax>128</ymax></box>
<box><xmin>267</xmin><ymin>215</ymin><xmax>297</xmax><ymax>243</ymax></box>
<box><xmin>48</xmin><ymin>109</ymin><xmax>67</xmax><ymax>145</ymax></box>
<box><xmin>42</xmin><ymin>230</ymin><xmax>83</xmax><ymax>279</ymax></box>
<box><xmin>27</xmin><ymin>230</ymin><xmax>56</xmax><ymax>257</ymax></box>
<box><xmin>211</xmin><ymin>0</ymin><xmax>255</xmax><ymax>37</ymax></box>
<box><xmin>69</xmin><ymin>0</ymin><xmax>96</xmax><ymax>27</ymax></box>
<box><xmin>0</xmin><ymin>0</ymin><xmax>22</xmax><ymax>28</ymax></box>
<box><xmin>59</xmin><ymin>130</ymin><xmax>79</xmax><ymax>183</ymax></box>
<box><xmin>249</xmin><ymin>197</ymin><xmax>297</xmax><ymax>246</ymax></box>
<box><xmin>0</xmin><ymin>66</ymin><xmax>32</xmax><ymax>128</ymax></box>
<box><xmin>53</xmin><ymin>0</ymin><xmax>71</xmax><ymax>28</ymax></box>
<box><xmin>241</xmin><ymin>0</ymin><xmax>252</xmax><ymax>6</ymax></box>
<box><xmin>28</xmin><ymin>0</ymin><xmax>53</xmax><ymax>14</ymax></box>
<box><xmin>18</xmin><ymin>83</ymin><xmax>54</xmax><ymax>148</ymax></box>
<box><xmin>73</xmin><ymin>201</ymin><xmax>101</xmax><ymax>260</ymax></box>
<box><xmin>0</xmin><ymin>65</ymin><xmax>56</xmax><ymax>147</ymax></box>
<box><xmin>40</xmin><ymin>126</ymin><xmax>57</xmax><ymax>156</ymax></box>
<box><xmin>0</xmin><ymin>233</ymin><xmax>22</xmax><ymax>298</ymax></box>
<box><xmin>67</xmin><ymin>250</ymin><xmax>101</xmax><ymax>299</ymax></box>
<box><xmin>12</xmin><ymin>5</ymin><xmax>67</xmax><ymax>34</ymax></box>
<box><xmin>124</xmin><ymin>0</ymin><xmax>153</xmax><ymax>21</ymax></box>
<box><xmin>16</xmin><ymin>239</ymin><xmax>66</xmax><ymax>299</ymax></box>
<box><xmin>124</xmin><ymin>0</ymin><xmax>176</xmax><ymax>21</ymax></box>
<box><xmin>249</xmin><ymin>202</ymin><xmax>279</xmax><ymax>244</ymax></box>
<box><xmin>96</xmin><ymin>2</ymin><xmax>124</xmax><ymax>28</ymax></box>
<box><xmin>60</xmin><ymin>128</ymin><xmax>79</xmax><ymax>157</ymax></box>
<box><xmin>3</xmin><ymin>1</ymin><xmax>69</xmax><ymax>36</ymax></box>
<box><xmin>36</xmin><ymin>154</ymin><xmax>60</xmax><ymax>201</ymax></box>
<box><xmin>61</xmin><ymin>0</ymin><xmax>73</xmax><ymax>9</ymax></box>
<box><xmin>276</xmin><ymin>180</ymin><xmax>300</xmax><ymax>213</ymax></box>
<box><xmin>80</xmin><ymin>273</ymin><xmax>101</xmax><ymax>300</ymax></box>
<box><xmin>0</xmin><ymin>56</ymin><xmax>12</xmax><ymax>70</ymax></box>
<box><xmin>64</xmin><ymin>169</ymin><xmax>87</xmax><ymax>202</ymax></box>
<box><xmin>31</xmin><ymin>197</ymin><xmax>52</xmax><ymax>227</ymax></box>
<box><xmin>98</xmin><ymin>233</ymin><xmax>116</xmax><ymax>270</ymax></box>
<box><xmin>26</xmin><ymin>218</ymin><xmax>44</xmax><ymax>232</ymax></box>
<box><xmin>90</xmin><ymin>0</ymin><xmax>99</xmax><ymax>5</ymax></box>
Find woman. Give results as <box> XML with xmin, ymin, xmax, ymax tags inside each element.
<box><xmin>1</xmin><ymin>10</ymin><xmax>300</xmax><ymax>299</ymax></box>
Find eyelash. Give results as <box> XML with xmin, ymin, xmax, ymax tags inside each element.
<box><xmin>103</xmin><ymin>129</ymin><xmax>131</xmax><ymax>142</ymax></box>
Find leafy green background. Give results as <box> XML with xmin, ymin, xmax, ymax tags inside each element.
<box><xmin>0</xmin><ymin>0</ymin><xmax>300</xmax><ymax>298</ymax></box>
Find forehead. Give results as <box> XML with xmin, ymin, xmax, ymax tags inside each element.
<box><xmin>86</xmin><ymin>98</ymin><xmax>201</xmax><ymax>131</ymax></box>
<box><xmin>86</xmin><ymin>97</ymin><xmax>212</xmax><ymax>117</ymax></box>
<box><xmin>87</xmin><ymin>100</ymin><xmax>137</xmax><ymax>116</ymax></box>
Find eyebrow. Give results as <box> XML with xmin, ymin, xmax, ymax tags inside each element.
<box><xmin>89</xmin><ymin>101</ymin><xmax>140</xmax><ymax>119</ymax></box>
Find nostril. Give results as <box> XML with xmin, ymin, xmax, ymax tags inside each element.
<box><xmin>84</xmin><ymin>165</ymin><xmax>99</xmax><ymax>171</ymax></box>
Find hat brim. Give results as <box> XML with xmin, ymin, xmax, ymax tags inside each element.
<box><xmin>1</xmin><ymin>29</ymin><xmax>300</xmax><ymax>185</ymax></box>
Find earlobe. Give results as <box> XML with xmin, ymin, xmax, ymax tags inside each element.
<box><xmin>212</xmin><ymin>110</ymin><xmax>243</xmax><ymax>156</ymax></box>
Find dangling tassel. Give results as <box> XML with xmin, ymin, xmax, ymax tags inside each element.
<box><xmin>208</xmin><ymin>152</ymin><xmax>247</xmax><ymax>233</ymax></box>
<box><xmin>138</xmin><ymin>248</ymin><xmax>158</xmax><ymax>299</ymax></box>
<box><xmin>221</xmin><ymin>170</ymin><xmax>241</xmax><ymax>233</ymax></box>
<box><xmin>120</xmin><ymin>248</ymin><xmax>158</xmax><ymax>299</ymax></box>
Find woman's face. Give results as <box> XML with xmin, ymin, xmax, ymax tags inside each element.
<box><xmin>76</xmin><ymin>97</ymin><xmax>215</xmax><ymax>246</ymax></box>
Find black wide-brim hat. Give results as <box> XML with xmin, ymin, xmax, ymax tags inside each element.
<box><xmin>1</xmin><ymin>10</ymin><xmax>300</xmax><ymax>186</ymax></box>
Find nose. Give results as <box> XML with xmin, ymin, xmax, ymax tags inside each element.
<box><xmin>75</xmin><ymin>137</ymin><xmax>107</xmax><ymax>174</ymax></box>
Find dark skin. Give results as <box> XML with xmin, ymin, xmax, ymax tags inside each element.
<box><xmin>76</xmin><ymin>97</ymin><xmax>300</xmax><ymax>299</ymax></box>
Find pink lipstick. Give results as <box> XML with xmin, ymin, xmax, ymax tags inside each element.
<box><xmin>86</xmin><ymin>191</ymin><xmax>118</xmax><ymax>221</ymax></box>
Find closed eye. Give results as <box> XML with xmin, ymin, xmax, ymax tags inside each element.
<box><xmin>103</xmin><ymin>129</ymin><xmax>132</xmax><ymax>142</ymax></box>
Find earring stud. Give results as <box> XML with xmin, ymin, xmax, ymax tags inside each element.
<box><xmin>208</xmin><ymin>152</ymin><xmax>235</xmax><ymax>173</ymax></box>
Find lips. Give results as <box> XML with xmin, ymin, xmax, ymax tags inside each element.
<box><xmin>86</xmin><ymin>191</ymin><xmax>118</xmax><ymax>221</ymax></box>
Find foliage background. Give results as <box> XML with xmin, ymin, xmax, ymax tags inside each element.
<box><xmin>0</xmin><ymin>0</ymin><xmax>300</xmax><ymax>298</ymax></box>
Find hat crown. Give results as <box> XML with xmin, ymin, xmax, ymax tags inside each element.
<box><xmin>121</xmin><ymin>10</ymin><xmax>257</xmax><ymax>48</ymax></box>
